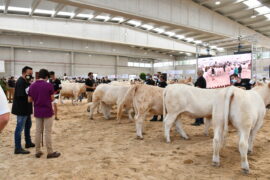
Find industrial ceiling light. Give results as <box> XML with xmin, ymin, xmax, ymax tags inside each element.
<box><xmin>127</xmin><ymin>20</ymin><xmax>141</xmax><ymax>27</ymax></box>
<box><xmin>164</xmin><ymin>31</ymin><xmax>175</xmax><ymax>36</ymax></box>
<box><xmin>243</xmin><ymin>0</ymin><xmax>261</xmax><ymax>8</ymax></box>
<box><xmin>152</xmin><ymin>28</ymin><xmax>165</xmax><ymax>33</ymax></box>
<box><xmin>185</xmin><ymin>38</ymin><xmax>194</xmax><ymax>42</ymax></box>
<box><xmin>194</xmin><ymin>40</ymin><xmax>202</xmax><ymax>44</ymax></box>
<box><xmin>141</xmin><ymin>24</ymin><xmax>154</xmax><ymax>30</ymax></box>
<box><xmin>215</xmin><ymin>1</ymin><xmax>221</xmax><ymax>5</ymax></box>
<box><xmin>0</xmin><ymin>6</ymin><xmax>4</xmax><ymax>10</ymax></box>
<box><xmin>210</xmin><ymin>45</ymin><xmax>217</xmax><ymax>49</ymax></box>
<box><xmin>8</xmin><ymin>6</ymin><xmax>31</xmax><ymax>13</ymax></box>
<box><xmin>95</xmin><ymin>15</ymin><xmax>111</xmax><ymax>21</ymax></box>
<box><xmin>34</xmin><ymin>9</ymin><xmax>55</xmax><ymax>15</ymax></box>
<box><xmin>39</xmin><ymin>41</ymin><xmax>43</xmax><ymax>44</ymax></box>
<box><xmin>58</xmin><ymin>11</ymin><xmax>75</xmax><ymax>17</ymax></box>
<box><xmin>255</xmin><ymin>6</ymin><xmax>270</xmax><ymax>15</ymax></box>
<box><xmin>265</xmin><ymin>14</ymin><xmax>270</xmax><ymax>20</ymax></box>
<box><xmin>111</xmin><ymin>17</ymin><xmax>125</xmax><ymax>23</ymax></box>
<box><xmin>77</xmin><ymin>13</ymin><xmax>94</xmax><ymax>19</ymax></box>
<box><xmin>175</xmin><ymin>35</ymin><xmax>185</xmax><ymax>39</ymax></box>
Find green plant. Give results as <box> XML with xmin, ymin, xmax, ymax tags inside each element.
<box><xmin>139</xmin><ymin>72</ymin><xmax>146</xmax><ymax>80</ymax></box>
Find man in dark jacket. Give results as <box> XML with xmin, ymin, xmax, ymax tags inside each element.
<box><xmin>192</xmin><ymin>69</ymin><xmax>206</xmax><ymax>126</ymax></box>
<box><xmin>12</xmin><ymin>66</ymin><xmax>35</xmax><ymax>154</ymax></box>
<box><xmin>151</xmin><ymin>75</ymin><xmax>167</xmax><ymax>122</ymax></box>
<box><xmin>145</xmin><ymin>74</ymin><xmax>155</xmax><ymax>86</ymax></box>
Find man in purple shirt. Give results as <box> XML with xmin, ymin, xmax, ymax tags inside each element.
<box><xmin>28</xmin><ymin>69</ymin><xmax>61</xmax><ymax>159</ymax></box>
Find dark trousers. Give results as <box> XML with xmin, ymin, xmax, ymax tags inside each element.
<box><xmin>14</xmin><ymin>115</ymin><xmax>32</xmax><ymax>149</ymax></box>
<box><xmin>195</xmin><ymin>118</ymin><xmax>204</xmax><ymax>124</ymax></box>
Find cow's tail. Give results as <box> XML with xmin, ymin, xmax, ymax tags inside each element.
<box><xmin>117</xmin><ymin>85</ymin><xmax>138</xmax><ymax>120</ymax></box>
<box><xmin>222</xmin><ymin>86</ymin><xmax>234</xmax><ymax>144</ymax></box>
<box><xmin>163</xmin><ymin>86</ymin><xmax>168</xmax><ymax>118</ymax></box>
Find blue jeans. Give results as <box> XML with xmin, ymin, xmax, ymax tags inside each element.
<box><xmin>14</xmin><ymin>115</ymin><xmax>32</xmax><ymax>149</ymax></box>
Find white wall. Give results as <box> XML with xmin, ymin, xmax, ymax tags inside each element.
<box><xmin>0</xmin><ymin>47</ymin><xmax>152</xmax><ymax>78</ymax></box>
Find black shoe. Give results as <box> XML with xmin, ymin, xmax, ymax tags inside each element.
<box><xmin>150</xmin><ymin>118</ymin><xmax>158</xmax><ymax>122</ymax></box>
<box><xmin>25</xmin><ymin>142</ymin><xmax>35</xmax><ymax>149</ymax></box>
<box><xmin>14</xmin><ymin>148</ymin><xmax>30</xmax><ymax>154</ymax></box>
<box><xmin>158</xmin><ymin>118</ymin><xmax>163</xmax><ymax>121</ymax></box>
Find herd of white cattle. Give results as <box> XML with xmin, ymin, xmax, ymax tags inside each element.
<box><xmin>59</xmin><ymin>79</ymin><xmax>270</xmax><ymax>174</ymax></box>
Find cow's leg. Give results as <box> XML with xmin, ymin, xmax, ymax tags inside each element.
<box><xmin>175</xmin><ymin>118</ymin><xmax>189</xmax><ymax>140</ymax></box>
<box><xmin>101</xmin><ymin>103</ymin><xmax>111</xmax><ymax>120</ymax></box>
<box><xmin>239</xmin><ymin>128</ymin><xmax>250</xmax><ymax>174</ymax></box>
<box><xmin>116</xmin><ymin>104</ymin><xmax>123</xmax><ymax>124</ymax></box>
<box><xmin>164</xmin><ymin>113</ymin><xmax>178</xmax><ymax>143</ymax></box>
<box><xmin>128</xmin><ymin>109</ymin><xmax>134</xmax><ymax>122</ymax></box>
<box><xmin>89</xmin><ymin>102</ymin><xmax>100</xmax><ymax>119</ymax></box>
<box><xmin>248</xmin><ymin>116</ymin><xmax>263</xmax><ymax>154</ymax></box>
<box><xmin>204</xmin><ymin>118</ymin><xmax>211</xmax><ymax>136</ymax></box>
<box><xmin>212</xmin><ymin>126</ymin><xmax>223</xmax><ymax>167</ymax></box>
<box><xmin>135</xmin><ymin>113</ymin><xmax>145</xmax><ymax>139</ymax></box>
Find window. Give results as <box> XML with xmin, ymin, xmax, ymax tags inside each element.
<box><xmin>128</xmin><ymin>62</ymin><xmax>134</xmax><ymax>66</ymax></box>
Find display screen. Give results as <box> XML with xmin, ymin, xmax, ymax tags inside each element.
<box><xmin>198</xmin><ymin>53</ymin><xmax>252</xmax><ymax>88</ymax></box>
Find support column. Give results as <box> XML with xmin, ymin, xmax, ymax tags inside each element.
<box><xmin>151</xmin><ymin>60</ymin><xmax>154</xmax><ymax>74</ymax></box>
<box><xmin>71</xmin><ymin>51</ymin><xmax>74</xmax><ymax>76</ymax></box>
<box><xmin>115</xmin><ymin>56</ymin><xmax>119</xmax><ymax>79</ymax></box>
<box><xmin>10</xmin><ymin>47</ymin><xmax>15</xmax><ymax>76</ymax></box>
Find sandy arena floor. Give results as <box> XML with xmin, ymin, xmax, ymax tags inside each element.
<box><xmin>1</xmin><ymin>101</ymin><xmax>270</xmax><ymax>180</ymax></box>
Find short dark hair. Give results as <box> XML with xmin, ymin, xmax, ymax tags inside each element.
<box><xmin>22</xmin><ymin>66</ymin><xmax>32</xmax><ymax>74</ymax></box>
<box><xmin>38</xmin><ymin>69</ymin><xmax>50</xmax><ymax>79</ymax></box>
<box><xmin>88</xmin><ymin>72</ymin><xmax>93</xmax><ymax>76</ymax></box>
<box><xmin>49</xmin><ymin>71</ymin><xmax>55</xmax><ymax>76</ymax></box>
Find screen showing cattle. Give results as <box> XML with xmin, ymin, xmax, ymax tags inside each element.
<box><xmin>198</xmin><ymin>53</ymin><xmax>252</xmax><ymax>88</ymax></box>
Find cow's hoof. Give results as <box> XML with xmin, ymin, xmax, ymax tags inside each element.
<box><xmin>212</xmin><ymin>161</ymin><xmax>220</xmax><ymax>167</ymax></box>
<box><xmin>183</xmin><ymin>136</ymin><xmax>190</xmax><ymax>140</ymax></box>
<box><xmin>248</xmin><ymin>150</ymin><xmax>252</xmax><ymax>155</ymax></box>
<box><xmin>136</xmin><ymin>136</ymin><xmax>144</xmax><ymax>140</ymax></box>
<box><xmin>242</xmin><ymin>168</ymin><xmax>249</xmax><ymax>174</ymax></box>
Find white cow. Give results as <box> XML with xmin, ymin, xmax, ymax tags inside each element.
<box><xmin>212</xmin><ymin>82</ymin><xmax>270</xmax><ymax>174</ymax></box>
<box><xmin>59</xmin><ymin>83</ymin><xmax>86</xmax><ymax>105</ymax></box>
<box><xmin>119</xmin><ymin>84</ymin><xmax>164</xmax><ymax>139</ymax></box>
<box><xmin>89</xmin><ymin>84</ymin><xmax>133</xmax><ymax>122</ymax></box>
<box><xmin>163</xmin><ymin>84</ymin><xmax>222</xmax><ymax>143</ymax></box>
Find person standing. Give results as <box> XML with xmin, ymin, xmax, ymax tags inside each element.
<box><xmin>145</xmin><ymin>74</ymin><xmax>155</xmax><ymax>86</ymax></box>
<box><xmin>49</xmin><ymin>71</ymin><xmax>61</xmax><ymax>120</ymax></box>
<box><xmin>150</xmin><ymin>75</ymin><xmax>167</xmax><ymax>122</ymax></box>
<box><xmin>12</xmin><ymin>66</ymin><xmax>35</xmax><ymax>154</ymax></box>
<box><xmin>85</xmin><ymin>72</ymin><xmax>95</xmax><ymax>103</ymax></box>
<box><xmin>7</xmin><ymin>76</ymin><xmax>15</xmax><ymax>103</ymax></box>
<box><xmin>0</xmin><ymin>86</ymin><xmax>10</xmax><ymax>132</ymax></box>
<box><xmin>192</xmin><ymin>69</ymin><xmax>207</xmax><ymax>126</ymax></box>
<box><xmin>28</xmin><ymin>69</ymin><xmax>61</xmax><ymax>159</ymax></box>
<box><xmin>238</xmin><ymin>65</ymin><xmax>242</xmax><ymax>78</ymax></box>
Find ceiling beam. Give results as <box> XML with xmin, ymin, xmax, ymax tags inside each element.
<box><xmin>4</xmin><ymin>0</ymin><xmax>10</xmax><ymax>14</ymax></box>
<box><xmin>70</xmin><ymin>8</ymin><xmax>83</xmax><ymax>19</ymax></box>
<box><xmin>52</xmin><ymin>3</ymin><xmax>65</xmax><ymax>17</ymax></box>
<box><xmin>213</xmin><ymin>0</ymin><xmax>246</xmax><ymax>11</ymax></box>
<box><xmin>224</xmin><ymin>4</ymin><xmax>264</xmax><ymax>17</ymax></box>
<box><xmin>245</xmin><ymin>17</ymin><xmax>268</xmax><ymax>26</ymax></box>
<box><xmin>30</xmin><ymin>0</ymin><xmax>42</xmax><ymax>16</ymax></box>
<box><xmin>252</xmin><ymin>23</ymin><xmax>270</xmax><ymax>29</ymax></box>
<box><xmin>198</xmin><ymin>0</ymin><xmax>214</xmax><ymax>5</ymax></box>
